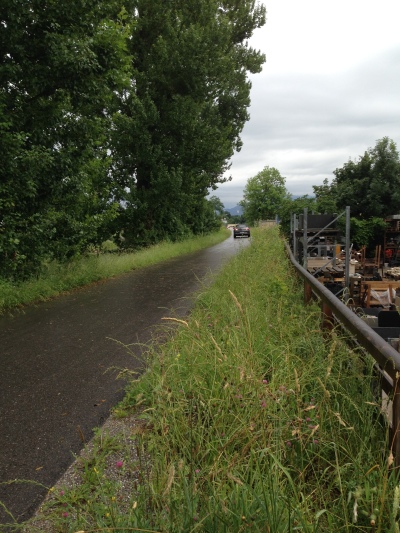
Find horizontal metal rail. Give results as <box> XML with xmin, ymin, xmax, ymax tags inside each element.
<box><xmin>286</xmin><ymin>242</ymin><xmax>400</xmax><ymax>463</ymax></box>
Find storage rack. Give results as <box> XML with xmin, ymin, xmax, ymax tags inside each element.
<box><xmin>291</xmin><ymin>207</ymin><xmax>351</xmax><ymax>298</ymax></box>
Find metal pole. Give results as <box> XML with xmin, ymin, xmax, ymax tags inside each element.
<box><xmin>344</xmin><ymin>206</ymin><xmax>351</xmax><ymax>302</ymax></box>
<box><xmin>303</xmin><ymin>208</ymin><xmax>308</xmax><ymax>269</ymax></box>
<box><xmin>392</xmin><ymin>376</ymin><xmax>400</xmax><ymax>467</ymax></box>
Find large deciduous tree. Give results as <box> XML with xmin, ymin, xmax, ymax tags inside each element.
<box><xmin>0</xmin><ymin>0</ymin><xmax>132</xmax><ymax>278</ymax></box>
<box><xmin>112</xmin><ymin>0</ymin><xmax>266</xmax><ymax>244</ymax></box>
<box><xmin>240</xmin><ymin>166</ymin><xmax>290</xmax><ymax>225</ymax></box>
<box><xmin>332</xmin><ymin>137</ymin><xmax>400</xmax><ymax>219</ymax></box>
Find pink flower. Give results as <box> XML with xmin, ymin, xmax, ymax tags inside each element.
<box><xmin>62</xmin><ymin>512</ymin><xmax>68</xmax><ymax>518</ymax></box>
<box><xmin>286</xmin><ymin>441</ymin><xmax>292</xmax><ymax>447</ymax></box>
<box><xmin>116</xmin><ymin>461</ymin><xmax>123</xmax><ymax>468</ymax></box>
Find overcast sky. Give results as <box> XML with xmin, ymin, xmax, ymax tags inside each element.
<box><xmin>215</xmin><ymin>0</ymin><xmax>400</xmax><ymax>208</ymax></box>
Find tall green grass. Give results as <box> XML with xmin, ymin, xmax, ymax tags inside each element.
<box><xmin>0</xmin><ymin>228</ymin><xmax>229</xmax><ymax>314</ymax></box>
<box><xmin>23</xmin><ymin>226</ymin><xmax>400</xmax><ymax>532</ymax></box>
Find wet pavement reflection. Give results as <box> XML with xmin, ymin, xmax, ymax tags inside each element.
<box><xmin>0</xmin><ymin>235</ymin><xmax>250</xmax><ymax>525</ymax></box>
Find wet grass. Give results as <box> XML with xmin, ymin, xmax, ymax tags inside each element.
<box><xmin>11</xmin><ymin>226</ymin><xmax>400</xmax><ymax>532</ymax></box>
<box><xmin>0</xmin><ymin>228</ymin><xmax>230</xmax><ymax>314</ymax></box>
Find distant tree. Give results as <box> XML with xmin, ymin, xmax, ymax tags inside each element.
<box><xmin>332</xmin><ymin>137</ymin><xmax>400</xmax><ymax>218</ymax></box>
<box><xmin>240</xmin><ymin>166</ymin><xmax>290</xmax><ymax>225</ymax></box>
<box><xmin>313</xmin><ymin>178</ymin><xmax>337</xmax><ymax>214</ymax></box>
<box><xmin>279</xmin><ymin>195</ymin><xmax>317</xmax><ymax>236</ymax></box>
<box><xmin>208</xmin><ymin>196</ymin><xmax>225</xmax><ymax>217</ymax></box>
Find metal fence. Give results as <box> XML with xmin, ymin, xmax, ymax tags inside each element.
<box><xmin>285</xmin><ymin>242</ymin><xmax>400</xmax><ymax>464</ymax></box>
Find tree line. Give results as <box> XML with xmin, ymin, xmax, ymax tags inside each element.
<box><xmin>240</xmin><ymin>137</ymin><xmax>400</xmax><ymax>248</ymax></box>
<box><xmin>0</xmin><ymin>0</ymin><xmax>266</xmax><ymax>280</ymax></box>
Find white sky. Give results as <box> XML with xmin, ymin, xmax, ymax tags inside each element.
<box><xmin>216</xmin><ymin>0</ymin><xmax>400</xmax><ymax>208</ymax></box>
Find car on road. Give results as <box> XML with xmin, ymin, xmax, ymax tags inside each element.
<box><xmin>233</xmin><ymin>224</ymin><xmax>251</xmax><ymax>238</ymax></box>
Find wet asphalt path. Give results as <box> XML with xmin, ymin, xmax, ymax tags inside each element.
<box><xmin>0</xmin><ymin>236</ymin><xmax>250</xmax><ymax>526</ymax></box>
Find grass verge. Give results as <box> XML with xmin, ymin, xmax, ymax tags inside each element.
<box><xmin>0</xmin><ymin>228</ymin><xmax>230</xmax><ymax>314</ymax></box>
<box><xmin>18</xmin><ymin>226</ymin><xmax>400</xmax><ymax>532</ymax></box>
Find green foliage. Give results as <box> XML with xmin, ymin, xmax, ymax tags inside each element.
<box><xmin>240</xmin><ymin>166</ymin><xmax>291</xmax><ymax>224</ymax></box>
<box><xmin>313</xmin><ymin>177</ymin><xmax>338</xmax><ymax>214</ymax></box>
<box><xmin>350</xmin><ymin>217</ymin><xmax>387</xmax><ymax>249</ymax></box>
<box><xmin>279</xmin><ymin>195</ymin><xmax>318</xmax><ymax>235</ymax></box>
<box><xmin>0</xmin><ymin>0</ymin><xmax>266</xmax><ymax>280</ymax></box>
<box><xmin>332</xmin><ymin>137</ymin><xmax>400</xmax><ymax>219</ymax></box>
<box><xmin>0</xmin><ymin>0</ymin><xmax>132</xmax><ymax>279</ymax></box>
<box><xmin>111</xmin><ymin>0</ymin><xmax>266</xmax><ymax>245</ymax></box>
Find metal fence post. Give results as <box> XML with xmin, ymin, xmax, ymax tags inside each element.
<box><xmin>392</xmin><ymin>375</ymin><xmax>400</xmax><ymax>467</ymax></box>
<box><xmin>321</xmin><ymin>301</ymin><xmax>334</xmax><ymax>331</ymax></box>
<box><xmin>304</xmin><ymin>280</ymin><xmax>312</xmax><ymax>304</ymax></box>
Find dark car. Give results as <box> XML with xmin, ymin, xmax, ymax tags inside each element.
<box><xmin>233</xmin><ymin>224</ymin><xmax>251</xmax><ymax>238</ymax></box>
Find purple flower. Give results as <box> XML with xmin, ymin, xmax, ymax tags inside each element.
<box><xmin>62</xmin><ymin>512</ymin><xmax>68</xmax><ymax>518</ymax></box>
<box><xmin>116</xmin><ymin>461</ymin><xmax>123</xmax><ymax>469</ymax></box>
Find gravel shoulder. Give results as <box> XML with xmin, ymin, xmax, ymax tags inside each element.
<box><xmin>25</xmin><ymin>411</ymin><xmax>145</xmax><ymax>532</ymax></box>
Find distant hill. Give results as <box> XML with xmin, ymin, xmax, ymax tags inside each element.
<box><xmin>225</xmin><ymin>205</ymin><xmax>243</xmax><ymax>216</ymax></box>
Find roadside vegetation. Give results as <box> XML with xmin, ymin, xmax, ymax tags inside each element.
<box><xmin>0</xmin><ymin>228</ymin><xmax>229</xmax><ymax>314</ymax></box>
<box><xmin>23</xmin><ymin>226</ymin><xmax>400</xmax><ymax>532</ymax></box>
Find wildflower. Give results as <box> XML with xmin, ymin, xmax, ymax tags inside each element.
<box><xmin>116</xmin><ymin>461</ymin><xmax>123</xmax><ymax>468</ymax></box>
<box><xmin>262</xmin><ymin>379</ymin><xmax>268</xmax><ymax>384</ymax></box>
<box><xmin>313</xmin><ymin>439</ymin><xmax>319</xmax><ymax>445</ymax></box>
<box><xmin>260</xmin><ymin>400</ymin><xmax>267</xmax><ymax>408</ymax></box>
<box><xmin>60</xmin><ymin>490</ymin><xmax>65</xmax><ymax>496</ymax></box>
<box><xmin>286</xmin><ymin>440</ymin><xmax>292</xmax><ymax>447</ymax></box>
<box><xmin>62</xmin><ymin>512</ymin><xmax>68</xmax><ymax>518</ymax></box>
<box><xmin>195</xmin><ymin>469</ymin><xmax>200</xmax><ymax>474</ymax></box>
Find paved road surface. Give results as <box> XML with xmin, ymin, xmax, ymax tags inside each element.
<box><xmin>0</xmin><ymin>236</ymin><xmax>250</xmax><ymax>526</ymax></box>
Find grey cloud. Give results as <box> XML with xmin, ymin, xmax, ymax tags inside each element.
<box><xmin>215</xmin><ymin>45</ymin><xmax>400</xmax><ymax>206</ymax></box>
